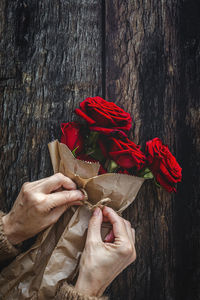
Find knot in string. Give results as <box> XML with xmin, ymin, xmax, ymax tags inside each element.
<box><xmin>79</xmin><ymin>188</ymin><xmax>112</xmax><ymax>211</ymax></box>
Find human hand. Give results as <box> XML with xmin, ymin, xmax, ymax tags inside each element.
<box><xmin>2</xmin><ymin>173</ymin><xmax>84</xmax><ymax>245</ymax></box>
<box><xmin>75</xmin><ymin>206</ymin><xmax>136</xmax><ymax>297</ymax></box>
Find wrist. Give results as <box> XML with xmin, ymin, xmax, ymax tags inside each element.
<box><xmin>2</xmin><ymin>214</ymin><xmax>22</xmax><ymax>245</ymax></box>
<box><xmin>75</xmin><ymin>273</ymin><xmax>104</xmax><ymax>297</ymax></box>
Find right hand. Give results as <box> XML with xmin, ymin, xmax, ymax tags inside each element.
<box><xmin>75</xmin><ymin>206</ymin><xmax>136</xmax><ymax>297</ymax></box>
<box><xmin>2</xmin><ymin>173</ymin><xmax>84</xmax><ymax>245</ymax></box>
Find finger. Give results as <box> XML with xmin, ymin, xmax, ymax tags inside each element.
<box><xmin>21</xmin><ymin>178</ymin><xmax>47</xmax><ymax>191</ymax></box>
<box><xmin>103</xmin><ymin>215</ymin><xmax>109</xmax><ymax>223</ymax></box>
<box><xmin>86</xmin><ymin>207</ymin><xmax>103</xmax><ymax>242</ymax></box>
<box><xmin>45</xmin><ymin>190</ymin><xmax>84</xmax><ymax>210</ymax></box>
<box><xmin>102</xmin><ymin>206</ymin><xmax>127</xmax><ymax>240</ymax></box>
<box><xmin>132</xmin><ymin>228</ymin><xmax>135</xmax><ymax>244</ymax></box>
<box><xmin>47</xmin><ymin>200</ymin><xmax>83</xmax><ymax>224</ymax></box>
<box><xmin>47</xmin><ymin>204</ymin><xmax>68</xmax><ymax>224</ymax></box>
<box><xmin>123</xmin><ymin>220</ymin><xmax>134</xmax><ymax>245</ymax></box>
<box><xmin>37</xmin><ymin>173</ymin><xmax>77</xmax><ymax>193</ymax></box>
<box><xmin>104</xmin><ymin>229</ymin><xmax>115</xmax><ymax>243</ymax></box>
<box><xmin>123</xmin><ymin>220</ymin><xmax>136</xmax><ymax>261</ymax></box>
<box><xmin>131</xmin><ymin>228</ymin><xmax>136</xmax><ymax>260</ymax></box>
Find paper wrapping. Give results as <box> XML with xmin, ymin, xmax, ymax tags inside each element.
<box><xmin>0</xmin><ymin>140</ymin><xmax>145</xmax><ymax>299</ymax></box>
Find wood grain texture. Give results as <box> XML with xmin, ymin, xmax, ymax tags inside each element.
<box><xmin>105</xmin><ymin>1</ymin><xmax>199</xmax><ymax>300</ymax></box>
<box><xmin>0</xmin><ymin>0</ymin><xmax>102</xmax><ymax>211</ymax></box>
<box><xmin>0</xmin><ymin>0</ymin><xmax>199</xmax><ymax>299</ymax></box>
<box><xmin>175</xmin><ymin>1</ymin><xmax>200</xmax><ymax>299</ymax></box>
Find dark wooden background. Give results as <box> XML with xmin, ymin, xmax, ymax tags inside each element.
<box><xmin>0</xmin><ymin>1</ymin><xmax>199</xmax><ymax>299</ymax></box>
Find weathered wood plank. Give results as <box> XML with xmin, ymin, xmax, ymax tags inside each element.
<box><xmin>0</xmin><ymin>0</ymin><xmax>102</xmax><ymax>211</ymax></box>
<box><xmin>105</xmin><ymin>1</ymin><xmax>181</xmax><ymax>299</ymax></box>
<box><xmin>1</xmin><ymin>0</ymin><xmax>200</xmax><ymax>299</ymax></box>
<box><xmin>175</xmin><ymin>1</ymin><xmax>200</xmax><ymax>300</ymax></box>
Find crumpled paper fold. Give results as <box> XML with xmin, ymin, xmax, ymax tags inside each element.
<box><xmin>0</xmin><ymin>140</ymin><xmax>144</xmax><ymax>299</ymax></box>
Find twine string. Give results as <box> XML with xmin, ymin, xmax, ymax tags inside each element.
<box><xmin>79</xmin><ymin>188</ymin><xmax>112</xmax><ymax>210</ymax></box>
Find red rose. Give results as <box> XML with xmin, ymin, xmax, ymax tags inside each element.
<box><xmin>76</xmin><ymin>153</ymin><xmax>107</xmax><ymax>175</ymax></box>
<box><xmin>75</xmin><ymin>96</ymin><xmax>132</xmax><ymax>137</ymax></box>
<box><xmin>145</xmin><ymin>138</ymin><xmax>182</xmax><ymax>192</ymax></box>
<box><xmin>61</xmin><ymin>122</ymin><xmax>84</xmax><ymax>155</ymax></box>
<box><xmin>99</xmin><ymin>137</ymin><xmax>147</xmax><ymax>170</ymax></box>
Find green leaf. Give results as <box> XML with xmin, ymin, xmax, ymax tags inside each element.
<box><xmin>137</xmin><ymin>167</ymin><xmax>154</xmax><ymax>179</ymax></box>
<box><xmin>143</xmin><ymin>171</ymin><xmax>154</xmax><ymax>179</ymax></box>
<box><xmin>137</xmin><ymin>167</ymin><xmax>162</xmax><ymax>188</ymax></box>
<box><xmin>72</xmin><ymin>146</ymin><xmax>79</xmax><ymax>157</ymax></box>
<box><xmin>107</xmin><ymin>160</ymin><xmax>118</xmax><ymax>173</ymax></box>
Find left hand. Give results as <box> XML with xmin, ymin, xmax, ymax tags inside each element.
<box><xmin>75</xmin><ymin>206</ymin><xmax>136</xmax><ymax>297</ymax></box>
<box><xmin>2</xmin><ymin>173</ymin><xmax>84</xmax><ymax>245</ymax></box>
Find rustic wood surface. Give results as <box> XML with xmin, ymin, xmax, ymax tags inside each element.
<box><xmin>0</xmin><ymin>1</ymin><xmax>199</xmax><ymax>299</ymax></box>
<box><xmin>105</xmin><ymin>1</ymin><xmax>179</xmax><ymax>300</ymax></box>
<box><xmin>0</xmin><ymin>0</ymin><xmax>102</xmax><ymax>211</ymax></box>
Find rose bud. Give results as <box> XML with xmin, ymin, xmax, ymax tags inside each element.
<box><xmin>61</xmin><ymin>122</ymin><xmax>84</xmax><ymax>155</ymax></box>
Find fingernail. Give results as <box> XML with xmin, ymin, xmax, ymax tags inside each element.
<box><xmin>93</xmin><ymin>207</ymin><xmax>100</xmax><ymax>216</ymax></box>
<box><xmin>76</xmin><ymin>190</ymin><xmax>85</xmax><ymax>200</ymax></box>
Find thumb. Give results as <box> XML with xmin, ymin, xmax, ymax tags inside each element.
<box><xmin>86</xmin><ymin>207</ymin><xmax>103</xmax><ymax>243</ymax></box>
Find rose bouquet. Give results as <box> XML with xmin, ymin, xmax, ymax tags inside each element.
<box><xmin>61</xmin><ymin>96</ymin><xmax>182</xmax><ymax>193</ymax></box>
<box><xmin>0</xmin><ymin>97</ymin><xmax>182</xmax><ymax>300</ymax></box>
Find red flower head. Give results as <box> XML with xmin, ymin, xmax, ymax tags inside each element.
<box><xmin>99</xmin><ymin>137</ymin><xmax>147</xmax><ymax>171</ymax></box>
<box><xmin>75</xmin><ymin>96</ymin><xmax>132</xmax><ymax>138</ymax></box>
<box><xmin>145</xmin><ymin>138</ymin><xmax>182</xmax><ymax>192</ymax></box>
<box><xmin>61</xmin><ymin>122</ymin><xmax>84</xmax><ymax>155</ymax></box>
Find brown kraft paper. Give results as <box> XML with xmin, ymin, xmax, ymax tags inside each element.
<box><xmin>0</xmin><ymin>140</ymin><xmax>145</xmax><ymax>299</ymax></box>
